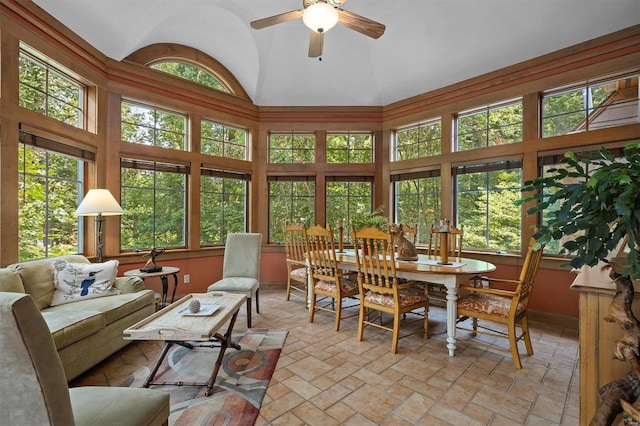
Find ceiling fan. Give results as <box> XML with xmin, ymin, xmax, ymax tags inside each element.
<box><xmin>250</xmin><ymin>0</ymin><xmax>385</xmax><ymax>58</ymax></box>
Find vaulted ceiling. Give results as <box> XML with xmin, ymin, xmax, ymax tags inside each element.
<box><xmin>32</xmin><ymin>0</ymin><xmax>640</xmax><ymax>107</ymax></box>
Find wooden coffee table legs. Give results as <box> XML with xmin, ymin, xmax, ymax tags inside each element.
<box><xmin>143</xmin><ymin>310</ymin><xmax>241</xmax><ymax>396</ymax></box>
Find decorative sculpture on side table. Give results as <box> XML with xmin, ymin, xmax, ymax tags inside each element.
<box><xmin>389</xmin><ymin>223</ymin><xmax>418</xmax><ymax>261</ymax></box>
<box><xmin>140</xmin><ymin>247</ymin><xmax>166</xmax><ymax>273</ymax></box>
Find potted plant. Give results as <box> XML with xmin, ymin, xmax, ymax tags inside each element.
<box><xmin>351</xmin><ymin>205</ymin><xmax>389</xmax><ymax>232</ymax></box>
<box><xmin>517</xmin><ymin>140</ymin><xmax>640</xmax><ymax>425</ymax></box>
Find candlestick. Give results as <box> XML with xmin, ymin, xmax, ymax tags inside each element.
<box><xmin>337</xmin><ymin>219</ymin><xmax>344</xmax><ymax>252</ymax></box>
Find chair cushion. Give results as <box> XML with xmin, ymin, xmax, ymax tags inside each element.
<box><xmin>364</xmin><ymin>287</ymin><xmax>428</xmax><ymax>308</ymax></box>
<box><xmin>457</xmin><ymin>292</ymin><xmax>524</xmax><ymax>317</ymax></box>
<box><xmin>315</xmin><ymin>277</ymin><xmax>358</xmax><ymax>293</ymax></box>
<box><xmin>69</xmin><ymin>386</ymin><xmax>169</xmax><ymax>426</ymax></box>
<box><xmin>290</xmin><ymin>267</ymin><xmax>307</xmax><ymax>280</ymax></box>
<box><xmin>208</xmin><ymin>277</ymin><xmax>259</xmax><ymax>297</ymax></box>
<box><xmin>0</xmin><ymin>269</ymin><xmax>25</xmax><ymax>293</ymax></box>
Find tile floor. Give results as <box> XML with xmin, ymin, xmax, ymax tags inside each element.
<box><xmin>71</xmin><ymin>288</ymin><xmax>580</xmax><ymax>425</ymax></box>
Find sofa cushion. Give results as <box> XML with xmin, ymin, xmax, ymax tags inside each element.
<box><xmin>51</xmin><ymin>260</ymin><xmax>120</xmax><ymax>306</ymax></box>
<box><xmin>45</xmin><ymin>290</ymin><xmax>155</xmax><ymax>326</ymax></box>
<box><xmin>41</xmin><ymin>310</ymin><xmax>105</xmax><ymax>350</ymax></box>
<box><xmin>0</xmin><ymin>269</ymin><xmax>25</xmax><ymax>293</ymax></box>
<box><xmin>9</xmin><ymin>255</ymin><xmax>90</xmax><ymax>310</ymax></box>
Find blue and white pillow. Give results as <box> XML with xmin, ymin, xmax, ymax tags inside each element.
<box><xmin>50</xmin><ymin>260</ymin><xmax>120</xmax><ymax>306</ymax></box>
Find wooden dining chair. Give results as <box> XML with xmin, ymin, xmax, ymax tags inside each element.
<box><xmin>426</xmin><ymin>223</ymin><xmax>464</xmax><ymax>307</ymax></box>
<box><xmin>305</xmin><ymin>224</ymin><xmax>359</xmax><ymax>332</ymax></box>
<box><xmin>351</xmin><ymin>226</ymin><xmax>430</xmax><ymax>354</ymax></box>
<box><xmin>282</xmin><ymin>223</ymin><xmax>308</xmax><ymax>302</ymax></box>
<box><xmin>456</xmin><ymin>238</ymin><xmax>544</xmax><ymax>369</ymax></box>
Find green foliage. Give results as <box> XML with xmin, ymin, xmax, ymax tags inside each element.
<box><xmin>517</xmin><ymin>141</ymin><xmax>640</xmax><ymax>279</ymax></box>
<box><xmin>351</xmin><ymin>205</ymin><xmax>389</xmax><ymax>232</ymax></box>
<box><xmin>150</xmin><ymin>61</ymin><xmax>226</xmax><ymax>92</ymax></box>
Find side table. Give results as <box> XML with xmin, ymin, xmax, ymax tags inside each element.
<box><xmin>124</xmin><ymin>266</ymin><xmax>180</xmax><ymax>308</ymax></box>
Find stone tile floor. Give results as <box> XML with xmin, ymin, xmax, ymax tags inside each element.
<box><xmin>71</xmin><ymin>288</ymin><xmax>579</xmax><ymax>425</ymax></box>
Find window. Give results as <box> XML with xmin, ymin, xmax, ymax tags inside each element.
<box><xmin>121</xmin><ymin>100</ymin><xmax>187</xmax><ymax>150</ymax></box>
<box><xmin>19</xmin><ymin>45</ymin><xmax>85</xmax><ymax>128</ymax></box>
<box><xmin>454</xmin><ymin>160</ymin><xmax>522</xmax><ymax>251</ymax></box>
<box><xmin>200</xmin><ymin>170</ymin><xmax>248</xmax><ymax>245</ymax></box>
<box><xmin>120</xmin><ymin>159</ymin><xmax>188</xmax><ymax>250</ymax></box>
<box><xmin>542</xmin><ymin>75</ymin><xmax>639</xmax><ymax>137</ymax></box>
<box><xmin>150</xmin><ymin>61</ymin><xmax>228</xmax><ymax>92</ymax></box>
<box><xmin>268</xmin><ymin>178</ymin><xmax>315</xmax><ymax>242</ymax></box>
<box><xmin>537</xmin><ymin>147</ymin><xmax>627</xmax><ymax>254</ymax></box>
<box><xmin>393</xmin><ymin>172</ymin><xmax>441</xmax><ymax>244</ymax></box>
<box><xmin>269</xmin><ymin>132</ymin><xmax>315</xmax><ymax>163</ymax></box>
<box><xmin>395</xmin><ymin>119</ymin><xmax>441</xmax><ymax>160</ymax></box>
<box><xmin>326</xmin><ymin>179</ymin><xmax>373</xmax><ymax>241</ymax></box>
<box><xmin>18</xmin><ymin>132</ymin><xmax>90</xmax><ymax>261</ymax></box>
<box><xmin>456</xmin><ymin>99</ymin><xmax>523</xmax><ymax>151</ymax></box>
<box><xmin>326</xmin><ymin>133</ymin><xmax>373</xmax><ymax>163</ymax></box>
<box><xmin>201</xmin><ymin>120</ymin><xmax>247</xmax><ymax>160</ymax></box>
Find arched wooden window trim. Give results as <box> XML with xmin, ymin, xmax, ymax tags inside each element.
<box><xmin>124</xmin><ymin>43</ymin><xmax>249</xmax><ymax>100</ymax></box>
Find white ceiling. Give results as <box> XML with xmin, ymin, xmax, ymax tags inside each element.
<box><xmin>32</xmin><ymin>0</ymin><xmax>640</xmax><ymax>107</ymax></box>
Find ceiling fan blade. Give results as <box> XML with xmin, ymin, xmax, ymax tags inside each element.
<box><xmin>250</xmin><ymin>9</ymin><xmax>304</xmax><ymax>29</ymax></box>
<box><xmin>308</xmin><ymin>31</ymin><xmax>324</xmax><ymax>58</ymax></box>
<box><xmin>337</xmin><ymin>9</ymin><xmax>385</xmax><ymax>39</ymax></box>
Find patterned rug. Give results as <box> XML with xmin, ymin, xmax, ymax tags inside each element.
<box><xmin>121</xmin><ymin>329</ymin><xmax>287</xmax><ymax>426</ymax></box>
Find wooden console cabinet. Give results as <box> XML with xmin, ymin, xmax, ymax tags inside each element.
<box><xmin>572</xmin><ymin>263</ymin><xmax>640</xmax><ymax>424</ymax></box>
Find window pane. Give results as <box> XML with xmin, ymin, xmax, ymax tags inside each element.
<box><xmin>326</xmin><ymin>181</ymin><xmax>373</xmax><ymax>242</ymax></box>
<box><xmin>150</xmin><ymin>61</ymin><xmax>227</xmax><ymax>92</ymax></box>
<box><xmin>394</xmin><ymin>177</ymin><xmax>441</xmax><ymax>244</ymax></box>
<box><xmin>542</xmin><ymin>75</ymin><xmax>639</xmax><ymax>137</ymax></box>
<box><xmin>19</xmin><ymin>46</ymin><xmax>84</xmax><ymax>129</ymax></box>
<box><xmin>457</xmin><ymin>100</ymin><xmax>522</xmax><ymax>151</ymax></box>
<box><xmin>269</xmin><ymin>133</ymin><xmax>315</xmax><ymax>163</ymax></box>
<box><xmin>120</xmin><ymin>164</ymin><xmax>187</xmax><ymax>250</ymax></box>
<box><xmin>201</xmin><ymin>120</ymin><xmax>247</xmax><ymax>160</ymax></box>
<box><xmin>121</xmin><ymin>101</ymin><xmax>186</xmax><ymax>150</ymax></box>
<box><xmin>456</xmin><ymin>166</ymin><xmax>522</xmax><ymax>251</ymax></box>
<box><xmin>268</xmin><ymin>181</ymin><xmax>315</xmax><ymax>242</ymax></box>
<box><xmin>18</xmin><ymin>145</ymin><xmax>82</xmax><ymax>261</ymax></box>
<box><xmin>200</xmin><ymin>174</ymin><xmax>247</xmax><ymax>245</ymax></box>
<box><xmin>327</xmin><ymin>133</ymin><xmax>373</xmax><ymax>164</ymax></box>
<box><xmin>395</xmin><ymin>119</ymin><xmax>441</xmax><ymax>161</ymax></box>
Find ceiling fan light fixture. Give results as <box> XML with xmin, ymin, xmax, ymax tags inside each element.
<box><xmin>302</xmin><ymin>2</ymin><xmax>338</xmax><ymax>33</ymax></box>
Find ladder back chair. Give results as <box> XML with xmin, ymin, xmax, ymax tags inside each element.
<box><xmin>352</xmin><ymin>226</ymin><xmax>430</xmax><ymax>354</ymax></box>
<box><xmin>456</xmin><ymin>238</ymin><xmax>544</xmax><ymax>369</ymax></box>
<box><xmin>305</xmin><ymin>224</ymin><xmax>359</xmax><ymax>332</ymax></box>
<box><xmin>282</xmin><ymin>223</ymin><xmax>308</xmax><ymax>302</ymax></box>
<box><xmin>427</xmin><ymin>223</ymin><xmax>464</xmax><ymax>307</ymax></box>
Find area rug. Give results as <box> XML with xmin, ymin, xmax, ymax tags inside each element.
<box><xmin>121</xmin><ymin>329</ymin><xmax>288</xmax><ymax>426</ymax></box>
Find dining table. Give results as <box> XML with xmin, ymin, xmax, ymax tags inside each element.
<box><xmin>331</xmin><ymin>250</ymin><xmax>496</xmax><ymax>357</ymax></box>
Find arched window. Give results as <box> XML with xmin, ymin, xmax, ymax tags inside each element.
<box><xmin>149</xmin><ymin>61</ymin><xmax>227</xmax><ymax>92</ymax></box>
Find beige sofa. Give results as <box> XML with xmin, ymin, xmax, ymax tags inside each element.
<box><xmin>0</xmin><ymin>255</ymin><xmax>155</xmax><ymax>381</ymax></box>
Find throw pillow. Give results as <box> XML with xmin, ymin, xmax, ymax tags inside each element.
<box><xmin>50</xmin><ymin>260</ymin><xmax>121</xmax><ymax>306</ymax></box>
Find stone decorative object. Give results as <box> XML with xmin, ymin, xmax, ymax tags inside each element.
<box><xmin>389</xmin><ymin>223</ymin><xmax>418</xmax><ymax>261</ymax></box>
<box><xmin>188</xmin><ymin>299</ymin><xmax>201</xmax><ymax>314</ymax></box>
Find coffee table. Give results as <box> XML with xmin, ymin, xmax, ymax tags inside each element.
<box><xmin>123</xmin><ymin>292</ymin><xmax>246</xmax><ymax>396</ymax></box>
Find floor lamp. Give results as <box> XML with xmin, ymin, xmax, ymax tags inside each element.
<box><xmin>75</xmin><ymin>189</ymin><xmax>123</xmax><ymax>262</ymax></box>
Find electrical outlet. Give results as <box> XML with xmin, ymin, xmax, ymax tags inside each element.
<box><xmin>184</xmin><ymin>274</ymin><xmax>190</xmax><ymax>284</ymax></box>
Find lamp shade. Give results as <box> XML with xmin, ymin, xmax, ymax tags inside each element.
<box><xmin>302</xmin><ymin>2</ymin><xmax>338</xmax><ymax>33</ymax></box>
<box><xmin>75</xmin><ymin>189</ymin><xmax>123</xmax><ymax>216</ymax></box>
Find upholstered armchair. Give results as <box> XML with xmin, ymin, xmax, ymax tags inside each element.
<box><xmin>0</xmin><ymin>292</ymin><xmax>169</xmax><ymax>426</ymax></box>
<box><xmin>208</xmin><ymin>233</ymin><xmax>262</xmax><ymax>328</ymax></box>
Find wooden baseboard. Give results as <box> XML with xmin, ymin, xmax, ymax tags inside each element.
<box><xmin>528</xmin><ymin>310</ymin><xmax>578</xmax><ymax>329</ymax></box>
